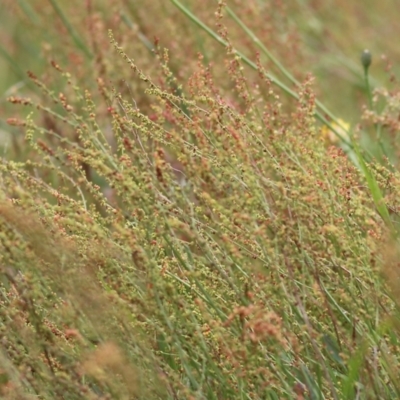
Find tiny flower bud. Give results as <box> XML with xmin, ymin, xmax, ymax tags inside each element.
<box><xmin>361</xmin><ymin>49</ymin><xmax>372</xmax><ymax>70</ymax></box>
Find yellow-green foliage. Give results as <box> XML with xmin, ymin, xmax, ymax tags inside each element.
<box><xmin>2</xmin><ymin>1</ymin><xmax>400</xmax><ymax>399</ymax></box>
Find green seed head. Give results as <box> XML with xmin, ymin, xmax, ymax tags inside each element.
<box><xmin>361</xmin><ymin>49</ymin><xmax>372</xmax><ymax>70</ymax></box>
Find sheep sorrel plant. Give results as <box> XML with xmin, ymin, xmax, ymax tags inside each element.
<box><xmin>3</xmin><ymin>1</ymin><xmax>400</xmax><ymax>399</ymax></box>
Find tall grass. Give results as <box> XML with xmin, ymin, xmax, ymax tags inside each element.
<box><xmin>1</xmin><ymin>1</ymin><xmax>400</xmax><ymax>399</ymax></box>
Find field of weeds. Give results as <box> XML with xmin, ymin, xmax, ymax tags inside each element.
<box><xmin>1</xmin><ymin>1</ymin><xmax>400</xmax><ymax>399</ymax></box>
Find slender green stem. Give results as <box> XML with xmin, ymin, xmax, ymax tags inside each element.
<box><xmin>363</xmin><ymin>56</ymin><xmax>387</xmax><ymax>158</ymax></box>
<box><xmin>225</xmin><ymin>5</ymin><xmax>297</xmax><ymax>86</ymax></box>
<box><xmin>48</xmin><ymin>0</ymin><xmax>93</xmax><ymax>59</ymax></box>
<box><xmin>17</xmin><ymin>0</ymin><xmax>40</xmax><ymax>24</ymax></box>
<box><xmin>364</xmin><ymin>68</ymin><xmax>373</xmax><ymax>111</ymax></box>
<box><xmin>169</xmin><ymin>0</ymin><xmax>354</xmax><ymax>150</ymax></box>
<box><xmin>223</xmin><ymin>5</ymin><xmax>351</xmax><ymax>142</ymax></box>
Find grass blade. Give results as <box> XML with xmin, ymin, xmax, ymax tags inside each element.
<box><xmin>47</xmin><ymin>0</ymin><xmax>92</xmax><ymax>59</ymax></box>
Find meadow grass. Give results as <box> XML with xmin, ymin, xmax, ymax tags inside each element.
<box><xmin>1</xmin><ymin>1</ymin><xmax>400</xmax><ymax>399</ymax></box>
